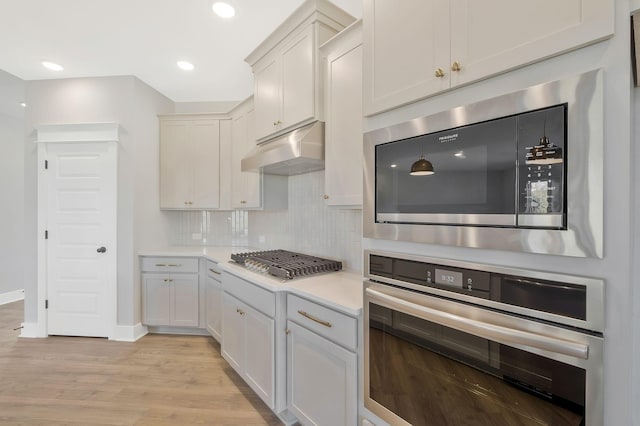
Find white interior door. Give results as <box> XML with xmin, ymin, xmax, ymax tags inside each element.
<box><xmin>45</xmin><ymin>141</ymin><xmax>117</xmax><ymax>337</ymax></box>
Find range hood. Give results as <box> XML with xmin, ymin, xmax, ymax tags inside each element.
<box><xmin>241</xmin><ymin>121</ymin><xmax>325</xmax><ymax>176</ymax></box>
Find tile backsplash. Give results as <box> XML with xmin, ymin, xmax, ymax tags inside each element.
<box><xmin>166</xmin><ymin>171</ymin><xmax>363</xmax><ymax>272</ymax></box>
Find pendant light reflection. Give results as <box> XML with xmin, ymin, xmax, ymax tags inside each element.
<box><xmin>525</xmin><ymin>136</ymin><xmax>563</xmax><ymax>165</ymax></box>
<box><xmin>525</xmin><ymin>112</ymin><xmax>563</xmax><ymax>165</ymax></box>
<box><xmin>410</xmin><ymin>154</ymin><xmax>435</xmax><ymax>176</ymax></box>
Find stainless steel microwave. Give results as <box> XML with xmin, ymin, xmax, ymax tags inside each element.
<box><xmin>364</xmin><ymin>69</ymin><xmax>603</xmax><ymax>258</ymax></box>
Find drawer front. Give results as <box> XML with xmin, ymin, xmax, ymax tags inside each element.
<box><xmin>222</xmin><ymin>272</ymin><xmax>275</xmax><ymax>317</ymax></box>
<box><xmin>206</xmin><ymin>260</ymin><xmax>223</xmax><ymax>282</ymax></box>
<box><xmin>287</xmin><ymin>294</ymin><xmax>357</xmax><ymax>351</ymax></box>
<box><xmin>141</xmin><ymin>257</ymin><xmax>199</xmax><ymax>273</ymax></box>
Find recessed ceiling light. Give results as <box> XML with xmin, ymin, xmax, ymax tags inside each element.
<box><xmin>390</xmin><ymin>164</ymin><xmax>397</xmax><ymax>168</ymax></box>
<box><xmin>177</xmin><ymin>61</ymin><xmax>195</xmax><ymax>71</ymax></box>
<box><xmin>20</xmin><ymin>102</ymin><xmax>27</xmax><ymax>107</ymax></box>
<box><xmin>42</xmin><ymin>61</ymin><xmax>64</xmax><ymax>71</ymax></box>
<box><xmin>212</xmin><ymin>2</ymin><xmax>235</xmax><ymax>18</ymax></box>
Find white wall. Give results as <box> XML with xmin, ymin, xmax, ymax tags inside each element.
<box><xmin>23</xmin><ymin>75</ymin><xmax>173</xmax><ymax>328</ymax></box>
<box><xmin>363</xmin><ymin>2</ymin><xmax>634</xmax><ymax>424</ymax></box>
<box><xmin>0</xmin><ymin>69</ymin><xmax>25</xmax><ymax>298</ymax></box>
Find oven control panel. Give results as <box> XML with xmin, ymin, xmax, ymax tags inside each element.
<box><xmin>366</xmin><ymin>251</ymin><xmax>602</xmax><ymax>332</ymax></box>
<box><xmin>369</xmin><ymin>255</ymin><xmax>490</xmax><ymax>298</ymax></box>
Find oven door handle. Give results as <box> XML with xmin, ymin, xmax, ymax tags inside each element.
<box><xmin>366</xmin><ymin>288</ymin><xmax>589</xmax><ymax>360</ymax></box>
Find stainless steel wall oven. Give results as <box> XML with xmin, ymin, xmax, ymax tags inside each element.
<box><xmin>363</xmin><ymin>69</ymin><xmax>603</xmax><ymax>258</ymax></box>
<box><xmin>364</xmin><ymin>250</ymin><xmax>604</xmax><ymax>426</ymax></box>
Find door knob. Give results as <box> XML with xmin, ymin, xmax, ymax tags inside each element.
<box><xmin>97</xmin><ymin>247</ymin><xmax>107</xmax><ymax>253</ymax></box>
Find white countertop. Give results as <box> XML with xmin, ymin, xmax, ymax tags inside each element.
<box><xmin>139</xmin><ymin>246</ymin><xmax>364</xmax><ymax>316</ymax></box>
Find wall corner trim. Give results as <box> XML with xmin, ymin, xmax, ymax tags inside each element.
<box><xmin>35</xmin><ymin>122</ymin><xmax>120</xmax><ymax>144</ymax></box>
<box><xmin>0</xmin><ymin>289</ymin><xmax>24</xmax><ymax>305</ymax></box>
<box><xmin>111</xmin><ymin>323</ymin><xmax>148</xmax><ymax>342</ymax></box>
<box><xmin>20</xmin><ymin>322</ymin><xmax>46</xmax><ymax>338</ymax></box>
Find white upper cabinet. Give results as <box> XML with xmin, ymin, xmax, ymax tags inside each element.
<box><xmin>363</xmin><ymin>0</ymin><xmax>614</xmax><ymax>115</ymax></box>
<box><xmin>231</xmin><ymin>100</ymin><xmax>262</xmax><ymax>208</ymax></box>
<box><xmin>159</xmin><ymin>115</ymin><xmax>229</xmax><ymax>210</ymax></box>
<box><xmin>321</xmin><ymin>20</ymin><xmax>364</xmax><ymax>207</ymax></box>
<box><xmin>246</xmin><ymin>0</ymin><xmax>355</xmax><ymax>142</ymax></box>
<box><xmin>229</xmin><ymin>98</ymin><xmax>288</xmax><ymax>210</ymax></box>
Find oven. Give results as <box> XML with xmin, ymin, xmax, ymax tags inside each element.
<box><xmin>363</xmin><ymin>250</ymin><xmax>604</xmax><ymax>426</ymax></box>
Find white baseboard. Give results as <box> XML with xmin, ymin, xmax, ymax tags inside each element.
<box><xmin>0</xmin><ymin>289</ymin><xmax>24</xmax><ymax>305</ymax></box>
<box><xmin>20</xmin><ymin>321</ymin><xmax>46</xmax><ymax>338</ymax></box>
<box><xmin>111</xmin><ymin>323</ymin><xmax>148</xmax><ymax>342</ymax></box>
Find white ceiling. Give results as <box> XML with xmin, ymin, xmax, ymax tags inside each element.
<box><xmin>0</xmin><ymin>0</ymin><xmax>362</xmax><ymax>103</ymax></box>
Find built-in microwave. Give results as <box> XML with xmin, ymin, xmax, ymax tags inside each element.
<box><xmin>363</xmin><ymin>69</ymin><xmax>603</xmax><ymax>258</ymax></box>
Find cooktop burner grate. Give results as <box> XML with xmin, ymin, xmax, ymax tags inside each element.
<box><xmin>231</xmin><ymin>249</ymin><xmax>342</xmax><ymax>279</ymax></box>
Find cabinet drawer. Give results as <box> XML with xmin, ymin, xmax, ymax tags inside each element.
<box><xmin>287</xmin><ymin>295</ymin><xmax>357</xmax><ymax>351</ymax></box>
<box><xmin>206</xmin><ymin>260</ymin><xmax>223</xmax><ymax>282</ymax></box>
<box><xmin>222</xmin><ymin>272</ymin><xmax>275</xmax><ymax>317</ymax></box>
<box><xmin>141</xmin><ymin>257</ymin><xmax>199</xmax><ymax>273</ymax></box>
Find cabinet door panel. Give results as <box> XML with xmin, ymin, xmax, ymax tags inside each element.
<box><xmin>159</xmin><ymin>121</ymin><xmax>191</xmax><ymax>208</ymax></box>
<box><xmin>244</xmin><ymin>305</ymin><xmax>275</xmax><ymax>409</ymax></box>
<box><xmin>221</xmin><ymin>292</ymin><xmax>244</xmax><ymax>374</ymax></box>
<box><xmin>363</xmin><ymin>0</ymin><xmax>450</xmax><ymax>115</ymax></box>
<box><xmin>450</xmin><ymin>0</ymin><xmax>614</xmax><ymax>86</ymax></box>
<box><xmin>231</xmin><ymin>114</ymin><xmax>248</xmax><ymax>208</ymax></box>
<box><xmin>325</xmin><ymin>34</ymin><xmax>363</xmax><ymax>206</ymax></box>
<box><xmin>190</xmin><ymin>120</ymin><xmax>220</xmax><ymax>209</ymax></box>
<box><xmin>171</xmin><ymin>277</ymin><xmax>199</xmax><ymax>327</ymax></box>
<box><xmin>287</xmin><ymin>321</ymin><xmax>357</xmax><ymax>426</ymax></box>
<box><xmin>254</xmin><ymin>56</ymin><xmax>281</xmax><ymax>141</ymax></box>
<box><xmin>243</xmin><ymin>109</ymin><xmax>262</xmax><ymax>208</ymax></box>
<box><xmin>143</xmin><ymin>276</ymin><xmax>171</xmax><ymax>325</ymax></box>
<box><xmin>282</xmin><ymin>26</ymin><xmax>315</xmax><ymax>131</ymax></box>
<box><xmin>205</xmin><ymin>276</ymin><xmax>223</xmax><ymax>341</ymax></box>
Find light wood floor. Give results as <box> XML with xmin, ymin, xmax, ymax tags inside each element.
<box><xmin>0</xmin><ymin>300</ymin><xmax>282</xmax><ymax>425</ymax></box>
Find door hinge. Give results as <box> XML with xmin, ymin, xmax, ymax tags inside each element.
<box><xmin>45</xmin><ymin>230</ymin><xmax>48</xmax><ymax>239</ymax></box>
<box><xmin>45</xmin><ymin>300</ymin><xmax>48</xmax><ymax>309</ymax></box>
<box><xmin>45</xmin><ymin>160</ymin><xmax>48</xmax><ymax>169</ymax></box>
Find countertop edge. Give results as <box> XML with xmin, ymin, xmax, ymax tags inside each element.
<box><xmin>139</xmin><ymin>247</ymin><xmax>363</xmax><ymax>317</ymax></box>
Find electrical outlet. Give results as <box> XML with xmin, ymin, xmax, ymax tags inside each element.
<box><xmin>191</xmin><ymin>233</ymin><xmax>202</xmax><ymax>240</ymax></box>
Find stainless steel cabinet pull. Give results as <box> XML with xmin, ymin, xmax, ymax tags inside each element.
<box><xmin>236</xmin><ymin>308</ymin><xmax>245</xmax><ymax>316</ymax></box>
<box><xmin>155</xmin><ymin>263</ymin><xmax>181</xmax><ymax>267</ymax></box>
<box><xmin>298</xmin><ymin>310</ymin><xmax>332</xmax><ymax>328</ymax></box>
<box><xmin>366</xmin><ymin>288</ymin><xmax>589</xmax><ymax>360</ymax></box>
<box><xmin>208</xmin><ymin>268</ymin><xmax>221</xmax><ymax>275</ymax></box>
<box><xmin>167</xmin><ymin>264</ymin><xmax>181</xmax><ymax>267</ymax></box>
<box><xmin>163</xmin><ymin>278</ymin><xmax>173</xmax><ymax>283</ymax></box>
<box><xmin>285</xmin><ymin>328</ymin><xmax>291</xmax><ymax>335</ymax></box>
<box><xmin>155</xmin><ymin>264</ymin><xmax>167</xmax><ymax>267</ymax></box>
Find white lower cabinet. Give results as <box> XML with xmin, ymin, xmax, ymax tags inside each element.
<box><xmin>141</xmin><ymin>257</ymin><xmax>200</xmax><ymax>327</ymax></box>
<box><xmin>205</xmin><ymin>261</ymin><xmax>223</xmax><ymax>341</ymax></box>
<box><xmin>287</xmin><ymin>321</ymin><xmax>357</xmax><ymax>426</ymax></box>
<box><xmin>286</xmin><ymin>295</ymin><xmax>358</xmax><ymax>426</ymax></box>
<box><xmin>221</xmin><ymin>272</ymin><xmax>276</xmax><ymax>410</ymax></box>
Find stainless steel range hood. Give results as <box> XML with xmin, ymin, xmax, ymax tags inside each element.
<box><xmin>241</xmin><ymin>121</ymin><xmax>324</xmax><ymax>176</ymax></box>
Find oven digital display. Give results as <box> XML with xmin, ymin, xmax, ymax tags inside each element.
<box><xmin>435</xmin><ymin>268</ymin><xmax>463</xmax><ymax>288</ymax></box>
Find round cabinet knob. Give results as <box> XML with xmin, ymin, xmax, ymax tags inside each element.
<box><xmin>323</xmin><ymin>194</ymin><xmax>329</xmax><ymax>200</ymax></box>
<box><xmin>240</xmin><ymin>200</ymin><xmax>246</xmax><ymax>204</ymax></box>
<box><xmin>435</xmin><ymin>68</ymin><xmax>445</xmax><ymax>78</ymax></box>
<box><xmin>451</xmin><ymin>61</ymin><xmax>461</xmax><ymax>72</ymax></box>
<box><xmin>97</xmin><ymin>246</ymin><xmax>107</xmax><ymax>253</ymax></box>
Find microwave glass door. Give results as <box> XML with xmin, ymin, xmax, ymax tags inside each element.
<box><xmin>374</xmin><ymin>104</ymin><xmax>566</xmax><ymax>228</ymax></box>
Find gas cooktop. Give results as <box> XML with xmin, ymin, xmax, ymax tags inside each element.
<box><xmin>231</xmin><ymin>249</ymin><xmax>342</xmax><ymax>279</ymax></box>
